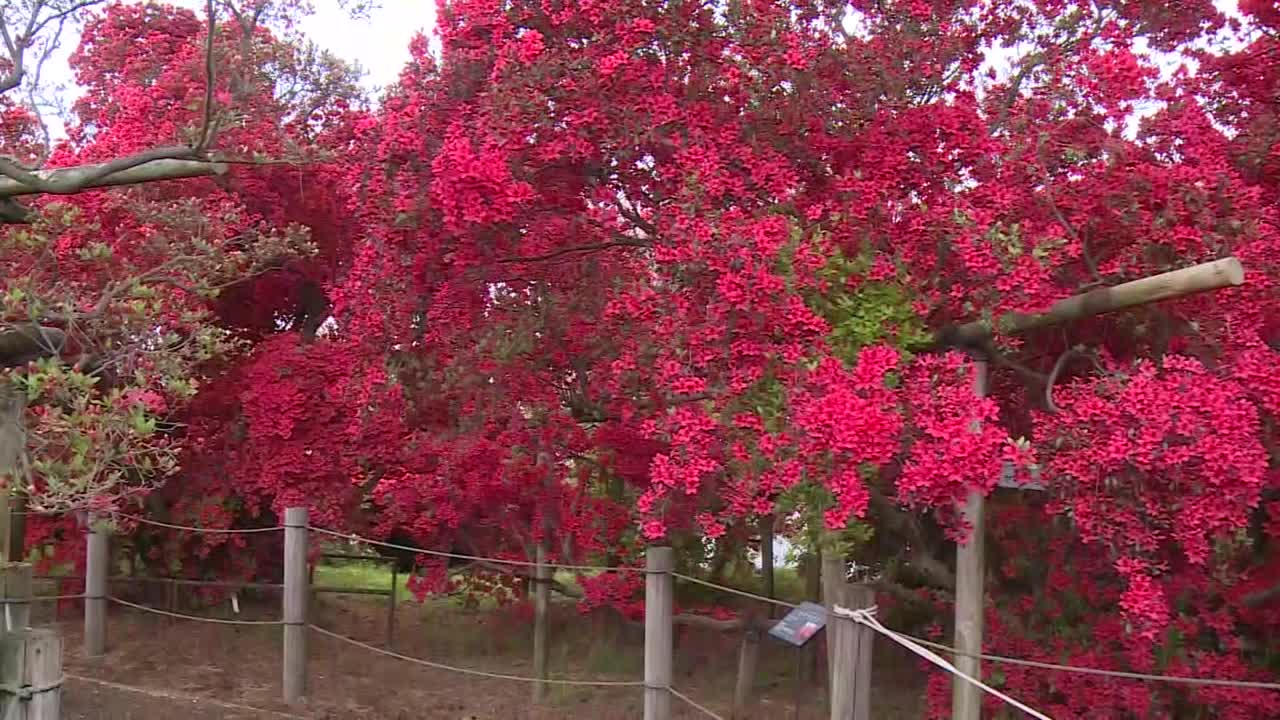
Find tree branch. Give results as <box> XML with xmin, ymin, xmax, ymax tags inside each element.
<box><xmin>194</xmin><ymin>0</ymin><xmax>218</xmax><ymax>152</ymax></box>
<box><xmin>0</xmin><ymin>157</ymin><xmax>227</xmax><ymax>198</ymax></box>
<box><xmin>496</xmin><ymin>238</ymin><xmax>651</xmax><ymax>264</ymax></box>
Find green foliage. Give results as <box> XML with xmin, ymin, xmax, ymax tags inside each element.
<box><xmin>804</xmin><ymin>246</ymin><xmax>932</xmax><ymax>362</ymax></box>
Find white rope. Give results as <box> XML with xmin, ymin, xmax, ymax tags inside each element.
<box><xmin>112</xmin><ymin>513</ymin><xmax>283</xmax><ymax>534</ymax></box>
<box><xmin>671</xmin><ymin>572</ymin><xmax>798</xmax><ymax>610</ymax></box>
<box><xmin>833</xmin><ymin>604</ymin><xmax>1053</xmax><ymax>720</ymax></box>
<box><xmin>309</xmin><ymin>623</ymin><xmax>644</xmax><ymax>687</ymax></box>
<box><xmin>109</xmin><ymin>596</ymin><xmax>283</xmax><ymax>626</ymax></box>
<box><xmin>65</xmin><ymin>673</ymin><xmax>307</xmax><ymax>719</ymax></box>
<box><xmin>309</xmin><ymin>526</ymin><xmax>642</xmax><ymax>574</ymax></box>
<box><xmin>902</xmin><ymin>633</ymin><xmax>1280</xmax><ymax>691</ymax></box>
<box><xmin>666</xmin><ymin>579</ymin><xmax>1278</xmax><ymax>692</ymax></box>
<box><xmin>670</xmin><ymin>686</ymin><xmax>727</xmax><ymax>720</ymax></box>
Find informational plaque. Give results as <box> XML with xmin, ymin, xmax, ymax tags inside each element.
<box><xmin>767</xmin><ymin>601</ymin><xmax>828</xmax><ymax>647</ymax></box>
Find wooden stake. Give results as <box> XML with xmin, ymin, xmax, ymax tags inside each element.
<box><xmin>283</xmin><ymin>507</ymin><xmax>308</xmax><ymax>704</ymax></box>
<box><xmin>386</xmin><ymin>566</ymin><xmax>397</xmax><ymax>650</ymax></box>
<box><xmin>0</xmin><ymin>628</ymin><xmax>62</xmax><ymax>720</ymax></box>
<box><xmin>821</xmin><ymin>549</ymin><xmax>843</xmax><ymax>711</ymax></box>
<box><xmin>84</xmin><ymin>516</ymin><xmax>107</xmax><ymax>658</ymax></box>
<box><xmin>0</xmin><ymin>564</ymin><xmax>30</xmax><ymax>632</ymax></box>
<box><xmin>952</xmin><ymin>361</ymin><xmax>989</xmax><ymax>720</ymax></box>
<box><xmin>732</xmin><ymin>627</ymin><xmax>761</xmax><ymax>719</ymax></box>
<box><xmin>800</xmin><ymin>547</ymin><xmax>821</xmax><ymax>686</ymax></box>
<box><xmin>532</xmin><ymin>543</ymin><xmax>550</xmax><ymax>704</ymax></box>
<box><xmin>760</xmin><ymin>514</ymin><xmax>776</xmax><ymax>611</ymax></box>
<box><xmin>644</xmin><ymin>546</ymin><xmax>674</xmax><ymax>720</ymax></box>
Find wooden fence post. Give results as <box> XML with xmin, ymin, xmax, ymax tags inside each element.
<box><xmin>644</xmin><ymin>546</ymin><xmax>673</xmax><ymax>720</ymax></box>
<box><xmin>385</xmin><ymin>566</ymin><xmax>397</xmax><ymax>649</ymax></box>
<box><xmin>283</xmin><ymin>507</ymin><xmax>308</xmax><ymax>704</ymax></box>
<box><xmin>532</xmin><ymin>543</ymin><xmax>550</xmax><ymax>704</ymax></box>
<box><xmin>821</xmin><ymin>549</ymin><xmax>843</xmax><ymax>711</ymax></box>
<box><xmin>84</xmin><ymin>515</ymin><xmax>107</xmax><ymax>658</ymax></box>
<box><xmin>952</xmin><ymin>361</ymin><xmax>989</xmax><ymax>720</ymax></box>
<box><xmin>0</xmin><ymin>628</ymin><xmax>62</xmax><ymax>720</ymax></box>
<box><xmin>731</xmin><ymin>625</ymin><xmax>761</xmax><ymax>719</ymax></box>
<box><xmin>847</xmin><ymin>584</ymin><xmax>874</xmax><ymax>720</ymax></box>
<box><xmin>1</xmin><ymin>564</ymin><xmax>31</xmax><ymax>632</ymax></box>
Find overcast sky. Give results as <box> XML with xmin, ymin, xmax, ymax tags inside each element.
<box><xmin>35</xmin><ymin>0</ymin><xmax>1245</xmax><ymax>141</ymax></box>
<box><xmin>38</xmin><ymin>0</ymin><xmax>437</xmax><ymax>138</ymax></box>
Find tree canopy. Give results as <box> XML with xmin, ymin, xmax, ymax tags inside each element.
<box><xmin>0</xmin><ymin>1</ymin><xmax>1277</xmax><ymax>717</ymax></box>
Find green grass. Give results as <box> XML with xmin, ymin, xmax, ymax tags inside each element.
<box><xmin>312</xmin><ymin>558</ymin><xmax>412</xmax><ymax>602</ymax></box>
<box><xmin>312</xmin><ymin>556</ymin><xmax>585</xmax><ymax>608</ymax></box>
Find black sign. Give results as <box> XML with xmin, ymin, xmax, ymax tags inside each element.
<box><xmin>768</xmin><ymin>601</ymin><xmax>828</xmax><ymax>647</ymax></box>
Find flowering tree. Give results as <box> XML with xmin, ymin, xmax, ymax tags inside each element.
<box><xmin>3</xmin><ymin>0</ymin><xmax>1279</xmax><ymax>717</ymax></box>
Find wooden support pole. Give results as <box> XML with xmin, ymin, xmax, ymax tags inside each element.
<box><xmin>0</xmin><ymin>564</ymin><xmax>31</xmax><ymax>633</ymax></box>
<box><xmin>821</xmin><ymin>549</ymin><xmax>844</xmax><ymax>709</ymax></box>
<box><xmin>731</xmin><ymin>626</ymin><xmax>761</xmax><ymax>720</ymax></box>
<box><xmin>283</xmin><ymin>507</ymin><xmax>308</xmax><ymax>704</ymax></box>
<box><xmin>952</xmin><ymin>360</ymin><xmax>989</xmax><ymax>720</ymax></box>
<box><xmin>760</xmin><ymin>514</ymin><xmax>775</xmax><ymax>612</ymax></box>
<box><xmin>386</xmin><ymin>566</ymin><xmax>397</xmax><ymax>650</ymax></box>
<box><xmin>0</xmin><ymin>629</ymin><xmax>62</xmax><ymax>720</ymax></box>
<box><xmin>849</xmin><ymin>584</ymin><xmax>874</xmax><ymax>720</ymax></box>
<box><xmin>0</xmin><ymin>386</ymin><xmax>27</xmax><ymax>570</ymax></box>
<box><xmin>644</xmin><ymin>546</ymin><xmax>674</xmax><ymax>720</ymax></box>
<box><xmin>84</xmin><ymin>515</ymin><xmax>107</xmax><ymax>658</ymax></box>
<box><xmin>936</xmin><ymin>257</ymin><xmax>1245</xmax><ymax>349</ymax></box>
<box><xmin>800</xmin><ymin>547</ymin><xmax>822</xmax><ymax>686</ymax></box>
<box><xmin>532</xmin><ymin>543</ymin><xmax>550</xmax><ymax>704</ymax></box>
<box><xmin>5</xmin><ymin>496</ymin><xmax>25</xmax><ymax>566</ymax></box>
<box><xmin>825</xmin><ymin>555</ymin><xmax>874</xmax><ymax>720</ymax></box>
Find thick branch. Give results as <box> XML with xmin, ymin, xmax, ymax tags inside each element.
<box><xmin>0</xmin><ymin>324</ymin><xmax>66</xmax><ymax>366</ymax></box>
<box><xmin>0</xmin><ymin>158</ymin><xmax>228</xmax><ymax>198</ymax></box>
<box><xmin>496</xmin><ymin>238</ymin><xmax>651</xmax><ymax>264</ymax></box>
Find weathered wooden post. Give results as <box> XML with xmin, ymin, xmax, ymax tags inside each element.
<box><xmin>84</xmin><ymin>514</ymin><xmax>108</xmax><ymax>657</ymax></box>
<box><xmin>823</xmin><ymin>554</ymin><xmax>874</xmax><ymax>720</ymax></box>
<box><xmin>824</xmin><ymin>545</ymin><xmax>844</xmax><ymax>702</ymax></box>
<box><xmin>385</xmin><ymin>565</ymin><xmax>397</xmax><ymax>649</ymax></box>
<box><xmin>531</xmin><ymin>543</ymin><xmax>550</xmax><ymax>704</ymax></box>
<box><xmin>283</xmin><ymin>507</ymin><xmax>308</xmax><ymax>704</ymax></box>
<box><xmin>0</xmin><ymin>628</ymin><xmax>62</xmax><ymax>719</ymax></box>
<box><xmin>1</xmin><ymin>564</ymin><xmax>31</xmax><ymax>632</ymax></box>
<box><xmin>644</xmin><ymin>546</ymin><xmax>674</xmax><ymax>720</ymax></box>
<box><xmin>731</xmin><ymin>624</ymin><xmax>761</xmax><ymax>719</ymax></box>
<box><xmin>952</xmin><ymin>360</ymin><xmax>988</xmax><ymax>720</ymax></box>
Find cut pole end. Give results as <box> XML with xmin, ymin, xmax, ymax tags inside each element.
<box><xmin>1220</xmin><ymin>256</ymin><xmax>1245</xmax><ymax>286</ymax></box>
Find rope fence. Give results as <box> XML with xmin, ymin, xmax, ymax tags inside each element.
<box><xmin>110</xmin><ymin>512</ymin><xmax>284</xmax><ymax>534</ymax></box>
<box><xmin>0</xmin><ymin>594</ymin><xmax>86</xmax><ymax>603</ymax></box>
<box><xmin>309</xmin><ymin>623</ymin><xmax>645</xmax><ymax>687</ymax></box>
<box><xmin>672</xmin><ymin>571</ymin><xmax>798</xmax><ymax>610</ymax></box>
<box><xmin>309</xmin><ymin>525</ymin><xmax>644</xmax><ymax>575</ymax></box>
<box><xmin>8</xmin><ymin>506</ymin><xmax>1278</xmax><ymax>720</ymax></box>
<box><xmin>65</xmin><ymin>673</ymin><xmax>308</xmax><ymax>719</ymax></box>
<box><xmin>108</xmin><ymin>596</ymin><xmax>284</xmax><ymax>626</ymax></box>
<box><xmin>671</xmin><ymin>686</ymin><xmax>728</xmax><ymax>720</ymax></box>
<box><xmin>680</xmin><ymin>572</ymin><xmax>1280</xmax><ymax>692</ymax></box>
<box><xmin>834</xmin><ymin>604</ymin><xmax>1052</xmax><ymax>720</ymax></box>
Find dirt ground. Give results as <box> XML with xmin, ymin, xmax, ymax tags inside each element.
<box><xmin>44</xmin><ymin>590</ymin><xmax>926</xmax><ymax>719</ymax></box>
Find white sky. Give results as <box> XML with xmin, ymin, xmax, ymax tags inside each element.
<box><xmin>34</xmin><ymin>0</ymin><xmax>1246</xmax><ymax>141</ymax></box>
<box><xmin>39</xmin><ymin>0</ymin><xmax>437</xmax><ymax>138</ymax></box>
